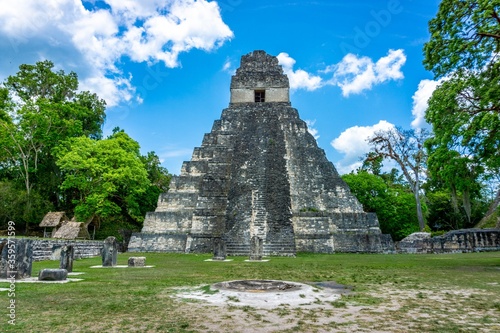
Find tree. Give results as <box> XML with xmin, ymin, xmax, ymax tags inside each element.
<box><xmin>342</xmin><ymin>170</ymin><xmax>420</xmax><ymax>240</ymax></box>
<box><xmin>425</xmin><ymin>141</ymin><xmax>483</xmax><ymax>225</ymax></box>
<box><xmin>361</xmin><ymin>152</ymin><xmax>384</xmax><ymax>176</ymax></box>
<box><xmin>423</xmin><ymin>0</ymin><xmax>500</xmax><ymax>77</ymax></box>
<box><xmin>368</xmin><ymin>127</ymin><xmax>429</xmax><ymax>231</ymax></box>
<box><xmin>0</xmin><ymin>180</ymin><xmax>52</xmax><ymax>228</ymax></box>
<box><xmin>55</xmin><ymin>131</ymin><xmax>150</xmax><ymax>228</ymax></box>
<box><xmin>136</xmin><ymin>151</ymin><xmax>172</xmax><ymax>219</ymax></box>
<box><xmin>0</xmin><ymin>60</ymin><xmax>171</xmax><ymax>236</ymax></box>
<box><xmin>141</xmin><ymin>151</ymin><xmax>171</xmax><ymax>192</ymax></box>
<box><xmin>0</xmin><ymin>61</ymin><xmax>106</xmax><ymax>228</ymax></box>
<box><xmin>423</xmin><ymin>0</ymin><xmax>500</xmax><ymax>224</ymax></box>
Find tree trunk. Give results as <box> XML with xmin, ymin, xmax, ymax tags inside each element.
<box><xmin>24</xmin><ymin>197</ymin><xmax>31</xmax><ymax>234</ymax></box>
<box><xmin>413</xmin><ymin>181</ymin><xmax>426</xmax><ymax>232</ymax></box>
<box><xmin>24</xmin><ymin>174</ymin><xmax>32</xmax><ymax>234</ymax></box>
<box><xmin>450</xmin><ymin>184</ymin><xmax>459</xmax><ymax>213</ymax></box>
<box><xmin>462</xmin><ymin>189</ymin><xmax>472</xmax><ymax>226</ymax></box>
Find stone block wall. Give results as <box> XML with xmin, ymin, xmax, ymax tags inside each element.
<box><xmin>295</xmin><ymin>235</ymin><xmax>335</xmax><ymax>254</ymax></box>
<box><xmin>128</xmin><ymin>233</ymin><xmax>187</xmax><ymax>252</ymax></box>
<box><xmin>332</xmin><ymin>232</ymin><xmax>391</xmax><ymax>253</ymax></box>
<box><xmin>0</xmin><ymin>239</ymin><xmax>104</xmax><ymax>261</ymax></box>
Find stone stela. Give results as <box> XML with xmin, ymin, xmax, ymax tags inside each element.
<box><xmin>59</xmin><ymin>245</ymin><xmax>74</xmax><ymax>272</ymax></box>
<box><xmin>128</xmin><ymin>50</ymin><xmax>394</xmax><ymax>256</ymax></box>
<box><xmin>0</xmin><ymin>239</ymin><xmax>33</xmax><ymax>279</ymax></box>
<box><xmin>249</xmin><ymin>236</ymin><xmax>263</xmax><ymax>261</ymax></box>
<box><xmin>102</xmin><ymin>236</ymin><xmax>118</xmax><ymax>267</ymax></box>
<box><xmin>212</xmin><ymin>238</ymin><xmax>227</xmax><ymax>260</ymax></box>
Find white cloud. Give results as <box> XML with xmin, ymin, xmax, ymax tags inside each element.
<box><xmin>305</xmin><ymin>119</ymin><xmax>320</xmax><ymax>140</ymax></box>
<box><xmin>331</xmin><ymin>120</ymin><xmax>395</xmax><ymax>174</ymax></box>
<box><xmin>327</xmin><ymin>49</ymin><xmax>406</xmax><ymax>96</ymax></box>
<box><xmin>0</xmin><ymin>0</ymin><xmax>233</xmax><ymax>107</ymax></box>
<box><xmin>222</xmin><ymin>60</ymin><xmax>231</xmax><ymax>71</ymax></box>
<box><xmin>80</xmin><ymin>73</ymin><xmax>137</xmax><ymax>107</ymax></box>
<box><xmin>222</xmin><ymin>59</ymin><xmax>235</xmax><ymax>74</ymax></box>
<box><xmin>410</xmin><ymin>78</ymin><xmax>443</xmax><ymax>129</ymax></box>
<box><xmin>277</xmin><ymin>52</ymin><xmax>322</xmax><ymax>91</ymax></box>
<box><xmin>276</xmin><ymin>49</ymin><xmax>406</xmax><ymax>96</ymax></box>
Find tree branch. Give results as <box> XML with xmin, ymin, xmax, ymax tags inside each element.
<box><xmin>491</xmin><ymin>9</ymin><xmax>500</xmax><ymax>26</ymax></box>
<box><xmin>477</xmin><ymin>32</ymin><xmax>500</xmax><ymax>40</ymax></box>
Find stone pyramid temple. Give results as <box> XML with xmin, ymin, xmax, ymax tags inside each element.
<box><xmin>128</xmin><ymin>50</ymin><xmax>393</xmax><ymax>256</ymax></box>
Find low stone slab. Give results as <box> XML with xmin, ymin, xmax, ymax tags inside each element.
<box><xmin>38</xmin><ymin>268</ymin><xmax>68</xmax><ymax>281</ymax></box>
<box><xmin>128</xmin><ymin>257</ymin><xmax>146</xmax><ymax>267</ymax></box>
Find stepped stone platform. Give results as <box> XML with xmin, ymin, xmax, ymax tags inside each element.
<box><xmin>129</xmin><ymin>50</ymin><xmax>394</xmax><ymax>256</ymax></box>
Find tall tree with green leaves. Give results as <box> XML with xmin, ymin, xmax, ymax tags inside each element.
<box><xmin>342</xmin><ymin>170</ymin><xmax>420</xmax><ymax>240</ymax></box>
<box><xmin>0</xmin><ymin>60</ymin><xmax>106</xmax><ymax>225</ymax></box>
<box><xmin>424</xmin><ymin>0</ymin><xmax>500</xmax><ymax>77</ymax></box>
<box><xmin>55</xmin><ymin>131</ymin><xmax>150</xmax><ymax>228</ymax></box>
<box><xmin>423</xmin><ymin>0</ymin><xmax>500</xmax><ymax>224</ymax></box>
<box><xmin>425</xmin><ymin>141</ymin><xmax>483</xmax><ymax>225</ymax></box>
<box><xmin>0</xmin><ymin>180</ymin><xmax>52</xmax><ymax>227</ymax></box>
<box><xmin>368</xmin><ymin>127</ymin><xmax>429</xmax><ymax>231</ymax></box>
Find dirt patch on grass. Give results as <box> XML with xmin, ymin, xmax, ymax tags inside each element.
<box><xmin>171</xmin><ymin>280</ymin><xmax>342</xmax><ymax>309</ymax></box>
<box><xmin>167</xmin><ymin>282</ymin><xmax>500</xmax><ymax>333</ymax></box>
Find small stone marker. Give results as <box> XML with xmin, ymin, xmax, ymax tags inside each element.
<box><xmin>212</xmin><ymin>238</ymin><xmax>227</xmax><ymax>260</ymax></box>
<box><xmin>0</xmin><ymin>238</ymin><xmax>33</xmax><ymax>279</ymax></box>
<box><xmin>38</xmin><ymin>268</ymin><xmax>68</xmax><ymax>281</ymax></box>
<box><xmin>249</xmin><ymin>236</ymin><xmax>263</xmax><ymax>261</ymax></box>
<box><xmin>128</xmin><ymin>257</ymin><xmax>146</xmax><ymax>267</ymax></box>
<box><xmin>59</xmin><ymin>245</ymin><xmax>74</xmax><ymax>272</ymax></box>
<box><xmin>102</xmin><ymin>236</ymin><xmax>117</xmax><ymax>267</ymax></box>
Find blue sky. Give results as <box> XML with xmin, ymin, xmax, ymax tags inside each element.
<box><xmin>0</xmin><ymin>0</ymin><xmax>441</xmax><ymax>175</ymax></box>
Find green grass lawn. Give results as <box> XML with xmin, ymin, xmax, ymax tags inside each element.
<box><xmin>1</xmin><ymin>252</ymin><xmax>499</xmax><ymax>332</ymax></box>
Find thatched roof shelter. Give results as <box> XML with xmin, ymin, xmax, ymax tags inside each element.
<box><xmin>39</xmin><ymin>212</ymin><xmax>68</xmax><ymax>227</ymax></box>
<box><xmin>53</xmin><ymin>222</ymin><xmax>90</xmax><ymax>239</ymax></box>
